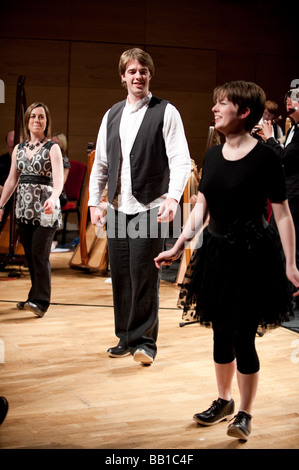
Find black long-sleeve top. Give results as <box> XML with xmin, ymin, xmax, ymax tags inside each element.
<box><xmin>265</xmin><ymin>123</ymin><xmax>299</xmax><ymax>200</ymax></box>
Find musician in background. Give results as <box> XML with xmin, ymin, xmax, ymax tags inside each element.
<box><xmin>52</xmin><ymin>133</ymin><xmax>71</xmax><ymax>208</ymax></box>
<box><xmin>89</xmin><ymin>48</ymin><xmax>191</xmax><ymax>365</ymax></box>
<box><xmin>262</xmin><ymin>87</ymin><xmax>299</xmax><ymax>274</ymax></box>
<box><xmin>252</xmin><ymin>100</ymin><xmax>283</xmax><ymax>142</ymax></box>
<box><xmin>51</xmin><ymin>133</ymin><xmax>71</xmax><ymax>251</ymax></box>
<box><xmin>0</xmin><ymin>130</ymin><xmax>14</xmax><ymax>195</ymax></box>
<box><xmin>0</xmin><ymin>102</ymin><xmax>63</xmax><ymax>317</ymax></box>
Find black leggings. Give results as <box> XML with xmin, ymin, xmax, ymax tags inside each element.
<box><xmin>212</xmin><ymin>316</ymin><xmax>260</xmax><ymax>374</ymax></box>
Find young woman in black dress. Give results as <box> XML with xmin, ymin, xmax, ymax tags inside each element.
<box><xmin>154</xmin><ymin>81</ymin><xmax>299</xmax><ymax>441</ymax></box>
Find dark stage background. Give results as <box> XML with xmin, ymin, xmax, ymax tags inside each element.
<box><xmin>0</xmin><ymin>0</ymin><xmax>298</xmax><ymax>170</ymax></box>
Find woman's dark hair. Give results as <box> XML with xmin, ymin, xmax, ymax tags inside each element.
<box><xmin>23</xmin><ymin>102</ymin><xmax>52</xmax><ymax>140</ymax></box>
<box><xmin>213</xmin><ymin>81</ymin><xmax>266</xmax><ymax>132</ymax></box>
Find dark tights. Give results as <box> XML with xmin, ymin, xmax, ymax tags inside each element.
<box><xmin>212</xmin><ymin>315</ymin><xmax>260</xmax><ymax>374</ymax></box>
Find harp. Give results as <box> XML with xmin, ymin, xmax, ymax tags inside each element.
<box><xmin>176</xmin><ymin>123</ymin><xmax>221</xmax><ymax>326</ymax></box>
<box><xmin>0</xmin><ymin>76</ymin><xmax>27</xmax><ymax>267</ymax></box>
<box><xmin>69</xmin><ymin>144</ymin><xmax>108</xmax><ymax>273</ymax></box>
<box><xmin>174</xmin><ymin>159</ymin><xmax>200</xmax><ymax>285</ymax></box>
<box><xmin>175</xmin><ymin>123</ymin><xmax>220</xmax><ymax>285</ymax></box>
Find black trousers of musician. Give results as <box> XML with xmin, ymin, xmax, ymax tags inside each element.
<box><xmin>106</xmin><ymin>207</ymin><xmax>167</xmax><ymax>359</ymax></box>
<box><xmin>289</xmin><ymin>196</ymin><xmax>299</xmax><ymax>267</ymax></box>
<box><xmin>18</xmin><ymin>223</ymin><xmax>56</xmax><ymax>312</ymax></box>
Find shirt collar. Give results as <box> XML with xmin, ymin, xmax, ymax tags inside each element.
<box><xmin>126</xmin><ymin>92</ymin><xmax>152</xmax><ymax>113</ymax></box>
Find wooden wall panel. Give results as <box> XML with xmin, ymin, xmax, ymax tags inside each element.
<box><xmin>0</xmin><ymin>0</ymin><xmax>146</xmax><ymax>44</ymax></box>
<box><xmin>69</xmin><ymin>42</ymin><xmax>136</xmax><ymax>89</ymax></box>
<box><xmin>217</xmin><ymin>53</ymin><xmax>299</xmax><ymax>127</ymax></box>
<box><xmin>255</xmin><ymin>54</ymin><xmax>299</xmax><ymax>113</ymax></box>
<box><xmin>68</xmin><ymin>88</ymin><xmax>125</xmax><ymax>162</ymax></box>
<box><xmin>147</xmin><ymin>46</ymin><xmax>217</xmax><ymax>92</ymax></box>
<box><xmin>217</xmin><ymin>51</ymin><xmax>257</xmax><ymax>84</ymax></box>
<box><xmin>70</xmin><ymin>1</ymin><xmax>146</xmax><ymax>43</ymax></box>
<box><xmin>0</xmin><ymin>38</ymin><xmax>70</xmax><ymax>154</ymax></box>
<box><xmin>0</xmin><ymin>39</ymin><xmax>69</xmax><ymax>88</ymax></box>
<box><xmin>0</xmin><ymin>1</ymin><xmax>72</xmax><ymax>40</ymax></box>
<box><xmin>0</xmin><ymin>0</ymin><xmax>294</xmax><ymax>55</ymax></box>
<box><xmin>151</xmin><ymin>90</ymin><xmax>215</xmax><ymax>166</ymax></box>
<box><xmin>0</xmin><ymin>86</ymin><xmax>18</xmax><ymax>141</ymax></box>
<box><xmin>0</xmin><ymin>1</ymin><xmax>298</xmax><ymax>167</ymax></box>
<box><xmin>147</xmin><ymin>47</ymin><xmax>217</xmax><ymax>165</ymax></box>
<box><xmin>145</xmin><ymin>0</ymin><xmax>294</xmax><ymax>55</ymax></box>
<box><xmin>67</xmin><ymin>42</ymin><xmax>130</xmax><ymax>161</ymax></box>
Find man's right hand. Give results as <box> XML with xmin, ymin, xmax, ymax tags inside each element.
<box><xmin>90</xmin><ymin>205</ymin><xmax>105</xmax><ymax>227</ymax></box>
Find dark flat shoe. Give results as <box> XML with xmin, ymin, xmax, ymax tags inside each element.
<box><xmin>16</xmin><ymin>301</ymin><xmax>26</xmax><ymax>310</ymax></box>
<box><xmin>227</xmin><ymin>411</ymin><xmax>252</xmax><ymax>440</ymax></box>
<box><xmin>24</xmin><ymin>301</ymin><xmax>46</xmax><ymax>318</ymax></box>
<box><xmin>0</xmin><ymin>396</ymin><xmax>9</xmax><ymax>425</ymax></box>
<box><xmin>133</xmin><ymin>348</ymin><xmax>153</xmax><ymax>365</ymax></box>
<box><xmin>193</xmin><ymin>398</ymin><xmax>235</xmax><ymax>426</ymax></box>
<box><xmin>107</xmin><ymin>344</ymin><xmax>130</xmax><ymax>357</ymax></box>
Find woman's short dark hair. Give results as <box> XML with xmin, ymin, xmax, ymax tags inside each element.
<box><xmin>213</xmin><ymin>81</ymin><xmax>266</xmax><ymax>132</ymax></box>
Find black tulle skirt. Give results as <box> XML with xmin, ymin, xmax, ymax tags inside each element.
<box><xmin>178</xmin><ymin>220</ymin><xmax>294</xmax><ymax>330</ymax></box>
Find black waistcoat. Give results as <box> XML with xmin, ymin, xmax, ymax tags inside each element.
<box><xmin>106</xmin><ymin>95</ymin><xmax>170</xmax><ymax>205</ymax></box>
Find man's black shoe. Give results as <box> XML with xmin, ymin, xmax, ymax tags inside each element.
<box><xmin>0</xmin><ymin>397</ymin><xmax>9</xmax><ymax>425</ymax></box>
<box><xmin>107</xmin><ymin>344</ymin><xmax>130</xmax><ymax>358</ymax></box>
<box><xmin>133</xmin><ymin>348</ymin><xmax>153</xmax><ymax>365</ymax></box>
<box><xmin>16</xmin><ymin>301</ymin><xmax>26</xmax><ymax>310</ymax></box>
<box><xmin>227</xmin><ymin>411</ymin><xmax>252</xmax><ymax>440</ymax></box>
<box><xmin>24</xmin><ymin>301</ymin><xmax>46</xmax><ymax>318</ymax></box>
<box><xmin>193</xmin><ymin>398</ymin><xmax>235</xmax><ymax>426</ymax></box>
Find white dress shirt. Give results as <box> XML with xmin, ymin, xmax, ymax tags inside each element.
<box><xmin>89</xmin><ymin>93</ymin><xmax>191</xmax><ymax>214</ymax></box>
<box><xmin>285</xmin><ymin>124</ymin><xmax>295</xmax><ymax>147</ymax></box>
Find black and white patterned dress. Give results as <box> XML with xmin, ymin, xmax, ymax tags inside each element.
<box><xmin>15</xmin><ymin>140</ymin><xmax>62</xmax><ymax>228</ymax></box>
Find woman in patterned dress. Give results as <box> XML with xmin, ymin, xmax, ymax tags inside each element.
<box><xmin>0</xmin><ymin>102</ymin><xmax>64</xmax><ymax>317</ymax></box>
<box><xmin>154</xmin><ymin>81</ymin><xmax>299</xmax><ymax>440</ymax></box>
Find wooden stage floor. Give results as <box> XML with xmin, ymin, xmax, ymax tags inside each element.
<box><xmin>0</xmin><ymin>251</ymin><xmax>298</xmax><ymax>451</ymax></box>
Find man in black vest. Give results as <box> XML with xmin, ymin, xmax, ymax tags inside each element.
<box><xmin>89</xmin><ymin>48</ymin><xmax>191</xmax><ymax>365</ymax></box>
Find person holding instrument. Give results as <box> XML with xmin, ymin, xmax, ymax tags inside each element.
<box><xmin>0</xmin><ymin>102</ymin><xmax>64</xmax><ymax>317</ymax></box>
<box><xmin>252</xmin><ymin>100</ymin><xmax>283</xmax><ymax>142</ymax></box>
<box><xmin>155</xmin><ymin>81</ymin><xmax>299</xmax><ymax>440</ymax></box>
<box><xmin>262</xmin><ymin>87</ymin><xmax>299</xmax><ymax>275</ymax></box>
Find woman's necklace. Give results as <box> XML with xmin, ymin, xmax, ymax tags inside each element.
<box><xmin>25</xmin><ymin>136</ymin><xmax>46</xmax><ymax>151</ymax></box>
